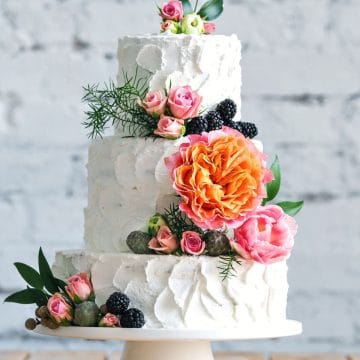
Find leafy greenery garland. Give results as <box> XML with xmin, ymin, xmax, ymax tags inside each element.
<box><xmin>4</xmin><ymin>248</ymin><xmax>68</xmax><ymax>306</ymax></box>
<box><xmin>82</xmin><ymin>68</ymin><xmax>158</xmax><ymax>139</ymax></box>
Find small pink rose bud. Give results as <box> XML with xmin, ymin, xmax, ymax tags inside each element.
<box><xmin>181</xmin><ymin>231</ymin><xmax>205</xmax><ymax>255</ymax></box>
<box><xmin>47</xmin><ymin>293</ymin><xmax>73</xmax><ymax>325</ymax></box>
<box><xmin>154</xmin><ymin>115</ymin><xmax>185</xmax><ymax>139</ymax></box>
<box><xmin>161</xmin><ymin>0</ymin><xmax>183</xmax><ymax>21</ymax></box>
<box><xmin>168</xmin><ymin>86</ymin><xmax>203</xmax><ymax>120</ymax></box>
<box><xmin>204</xmin><ymin>22</ymin><xmax>216</xmax><ymax>34</ymax></box>
<box><xmin>65</xmin><ymin>272</ymin><xmax>94</xmax><ymax>303</ymax></box>
<box><xmin>148</xmin><ymin>225</ymin><xmax>178</xmax><ymax>254</ymax></box>
<box><xmin>99</xmin><ymin>313</ymin><xmax>120</xmax><ymax>328</ymax></box>
<box><xmin>139</xmin><ymin>90</ymin><xmax>167</xmax><ymax>117</ymax></box>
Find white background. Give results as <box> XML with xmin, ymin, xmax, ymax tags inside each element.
<box><xmin>0</xmin><ymin>0</ymin><xmax>359</xmax><ymax>354</ymax></box>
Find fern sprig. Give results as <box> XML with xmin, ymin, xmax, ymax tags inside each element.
<box><xmin>82</xmin><ymin>69</ymin><xmax>156</xmax><ymax>139</ymax></box>
<box><xmin>218</xmin><ymin>253</ymin><xmax>242</xmax><ymax>281</ymax></box>
<box><xmin>163</xmin><ymin>203</ymin><xmax>204</xmax><ymax>241</ymax></box>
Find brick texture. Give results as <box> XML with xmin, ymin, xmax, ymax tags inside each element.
<box><xmin>0</xmin><ymin>0</ymin><xmax>359</xmax><ymax>354</ymax></box>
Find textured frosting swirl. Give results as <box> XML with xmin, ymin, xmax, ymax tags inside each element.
<box><xmin>53</xmin><ymin>251</ymin><xmax>288</xmax><ymax>329</ymax></box>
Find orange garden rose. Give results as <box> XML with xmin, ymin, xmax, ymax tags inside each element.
<box><xmin>165</xmin><ymin>127</ymin><xmax>273</xmax><ymax>229</ymax></box>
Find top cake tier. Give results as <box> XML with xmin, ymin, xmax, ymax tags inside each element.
<box><xmin>115</xmin><ymin>34</ymin><xmax>242</xmax><ymax>135</ymax></box>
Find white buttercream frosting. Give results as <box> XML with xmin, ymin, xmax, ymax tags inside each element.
<box><xmin>116</xmin><ymin>34</ymin><xmax>242</xmax><ymax>135</ymax></box>
<box><xmin>53</xmin><ymin>251</ymin><xmax>289</xmax><ymax>329</ymax></box>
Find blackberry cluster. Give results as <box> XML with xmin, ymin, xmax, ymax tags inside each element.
<box><xmin>185</xmin><ymin>116</ymin><xmax>208</xmax><ymax>135</ymax></box>
<box><xmin>206</xmin><ymin>110</ymin><xmax>223</xmax><ymax>131</ymax></box>
<box><xmin>120</xmin><ymin>308</ymin><xmax>145</xmax><ymax>328</ymax></box>
<box><xmin>106</xmin><ymin>292</ymin><xmax>130</xmax><ymax>315</ymax></box>
<box><xmin>216</xmin><ymin>99</ymin><xmax>237</xmax><ymax>123</ymax></box>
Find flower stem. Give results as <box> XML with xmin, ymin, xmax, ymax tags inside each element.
<box><xmin>194</xmin><ymin>0</ymin><xmax>199</xmax><ymax>12</ymax></box>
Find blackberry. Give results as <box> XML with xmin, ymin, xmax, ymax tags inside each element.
<box><xmin>185</xmin><ymin>116</ymin><xmax>208</xmax><ymax>135</ymax></box>
<box><xmin>206</xmin><ymin>111</ymin><xmax>223</xmax><ymax>131</ymax></box>
<box><xmin>120</xmin><ymin>308</ymin><xmax>145</xmax><ymax>328</ymax></box>
<box><xmin>239</xmin><ymin>122</ymin><xmax>258</xmax><ymax>139</ymax></box>
<box><xmin>224</xmin><ymin>120</ymin><xmax>243</xmax><ymax>132</ymax></box>
<box><xmin>106</xmin><ymin>292</ymin><xmax>130</xmax><ymax>316</ymax></box>
<box><xmin>216</xmin><ymin>99</ymin><xmax>237</xmax><ymax>122</ymax></box>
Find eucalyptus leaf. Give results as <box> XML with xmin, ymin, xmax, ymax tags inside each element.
<box><xmin>264</xmin><ymin>156</ymin><xmax>281</xmax><ymax>204</ymax></box>
<box><xmin>14</xmin><ymin>262</ymin><xmax>44</xmax><ymax>290</ymax></box>
<box><xmin>4</xmin><ymin>288</ymin><xmax>49</xmax><ymax>306</ymax></box>
<box><xmin>180</xmin><ymin>0</ymin><xmax>193</xmax><ymax>15</ymax></box>
<box><xmin>276</xmin><ymin>201</ymin><xmax>304</xmax><ymax>216</ymax></box>
<box><xmin>197</xmin><ymin>0</ymin><xmax>224</xmax><ymax>20</ymax></box>
<box><xmin>38</xmin><ymin>247</ymin><xmax>59</xmax><ymax>294</ymax></box>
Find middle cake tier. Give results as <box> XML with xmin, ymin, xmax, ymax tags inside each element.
<box><xmin>85</xmin><ymin>136</ymin><xmax>184</xmax><ymax>252</ymax></box>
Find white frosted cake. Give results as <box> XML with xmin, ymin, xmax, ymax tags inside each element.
<box><xmin>53</xmin><ymin>30</ymin><xmax>300</xmax><ymax>330</ymax></box>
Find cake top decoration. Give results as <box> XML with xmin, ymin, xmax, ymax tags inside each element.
<box><xmin>158</xmin><ymin>0</ymin><xmax>224</xmax><ymax>35</ymax></box>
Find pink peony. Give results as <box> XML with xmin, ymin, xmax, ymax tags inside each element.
<box><xmin>47</xmin><ymin>293</ymin><xmax>73</xmax><ymax>325</ymax></box>
<box><xmin>99</xmin><ymin>313</ymin><xmax>120</xmax><ymax>328</ymax></box>
<box><xmin>180</xmin><ymin>231</ymin><xmax>205</xmax><ymax>255</ymax></box>
<box><xmin>204</xmin><ymin>22</ymin><xmax>216</xmax><ymax>34</ymax></box>
<box><xmin>232</xmin><ymin>205</ymin><xmax>298</xmax><ymax>264</ymax></box>
<box><xmin>161</xmin><ymin>0</ymin><xmax>183</xmax><ymax>21</ymax></box>
<box><xmin>154</xmin><ymin>115</ymin><xmax>185</xmax><ymax>139</ymax></box>
<box><xmin>140</xmin><ymin>90</ymin><xmax>167</xmax><ymax>117</ymax></box>
<box><xmin>168</xmin><ymin>86</ymin><xmax>202</xmax><ymax>120</ymax></box>
<box><xmin>165</xmin><ymin>126</ymin><xmax>273</xmax><ymax>229</ymax></box>
<box><xmin>65</xmin><ymin>272</ymin><xmax>94</xmax><ymax>303</ymax></box>
<box><xmin>148</xmin><ymin>225</ymin><xmax>178</xmax><ymax>254</ymax></box>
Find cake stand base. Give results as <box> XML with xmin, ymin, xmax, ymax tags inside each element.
<box><xmin>34</xmin><ymin>320</ymin><xmax>302</xmax><ymax>360</ymax></box>
<box><xmin>122</xmin><ymin>340</ymin><xmax>213</xmax><ymax>360</ymax></box>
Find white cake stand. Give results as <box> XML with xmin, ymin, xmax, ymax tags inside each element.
<box><xmin>34</xmin><ymin>320</ymin><xmax>302</xmax><ymax>360</ymax></box>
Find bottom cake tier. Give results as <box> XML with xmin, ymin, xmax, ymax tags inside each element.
<box><xmin>53</xmin><ymin>251</ymin><xmax>289</xmax><ymax>329</ymax></box>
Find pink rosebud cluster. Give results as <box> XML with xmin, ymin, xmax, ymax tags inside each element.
<box><xmin>231</xmin><ymin>205</ymin><xmax>297</xmax><ymax>264</ymax></box>
<box><xmin>159</xmin><ymin>0</ymin><xmax>216</xmax><ymax>35</ymax></box>
<box><xmin>99</xmin><ymin>313</ymin><xmax>120</xmax><ymax>328</ymax></box>
<box><xmin>139</xmin><ymin>85</ymin><xmax>202</xmax><ymax>139</ymax></box>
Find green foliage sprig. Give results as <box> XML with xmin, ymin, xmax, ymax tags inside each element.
<box><xmin>180</xmin><ymin>0</ymin><xmax>224</xmax><ymax>20</ymax></box>
<box><xmin>4</xmin><ymin>248</ymin><xmax>66</xmax><ymax>306</ymax></box>
<box><xmin>262</xmin><ymin>157</ymin><xmax>304</xmax><ymax>216</ymax></box>
<box><xmin>218</xmin><ymin>253</ymin><xmax>242</xmax><ymax>281</ymax></box>
<box><xmin>163</xmin><ymin>203</ymin><xmax>204</xmax><ymax>241</ymax></box>
<box><xmin>82</xmin><ymin>69</ymin><xmax>157</xmax><ymax>139</ymax></box>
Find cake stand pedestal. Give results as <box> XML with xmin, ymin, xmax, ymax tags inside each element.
<box><xmin>34</xmin><ymin>320</ymin><xmax>302</xmax><ymax>360</ymax></box>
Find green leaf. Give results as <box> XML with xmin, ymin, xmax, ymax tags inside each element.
<box><xmin>14</xmin><ymin>263</ymin><xmax>44</xmax><ymax>290</ymax></box>
<box><xmin>264</xmin><ymin>156</ymin><xmax>281</xmax><ymax>204</ymax></box>
<box><xmin>4</xmin><ymin>288</ymin><xmax>49</xmax><ymax>306</ymax></box>
<box><xmin>197</xmin><ymin>0</ymin><xmax>224</xmax><ymax>20</ymax></box>
<box><xmin>276</xmin><ymin>201</ymin><xmax>304</xmax><ymax>216</ymax></box>
<box><xmin>38</xmin><ymin>248</ymin><xmax>59</xmax><ymax>294</ymax></box>
<box><xmin>180</xmin><ymin>0</ymin><xmax>193</xmax><ymax>15</ymax></box>
<box><xmin>55</xmin><ymin>278</ymin><xmax>67</xmax><ymax>292</ymax></box>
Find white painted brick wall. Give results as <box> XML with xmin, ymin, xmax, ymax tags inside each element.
<box><xmin>0</xmin><ymin>0</ymin><xmax>359</xmax><ymax>353</ymax></box>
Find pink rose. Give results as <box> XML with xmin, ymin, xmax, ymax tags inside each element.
<box><xmin>65</xmin><ymin>272</ymin><xmax>94</xmax><ymax>303</ymax></box>
<box><xmin>148</xmin><ymin>225</ymin><xmax>178</xmax><ymax>254</ymax></box>
<box><xmin>204</xmin><ymin>22</ymin><xmax>216</xmax><ymax>34</ymax></box>
<box><xmin>232</xmin><ymin>205</ymin><xmax>298</xmax><ymax>264</ymax></box>
<box><xmin>181</xmin><ymin>231</ymin><xmax>205</xmax><ymax>255</ymax></box>
<box><xmin>140</xmin><ymin>90</ymin><xmax>167</xmax><ymax>117</ymax></box>
<box><xmin>161</xmin><ymin>0</ymin><xmax>183</xmax><ymax>21</ymax></box>
<box><xmin>168</xmin><ymin>86</ymin><xmax>203</xmax><ymax>120</ymax></box>
<box><xmin>47</xmin><ymin>293</ymin><xmax>73</xmax><ymax>325</ymax></box>
<box><xmin>99</xmin><ymin>313</ymin><xmax>120</xmax><ymax>328</ymax></box>
<box><xmin>154</xmin><ymin>115</ymin><xmax>185</xmax><ymax>139</ymax></box>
